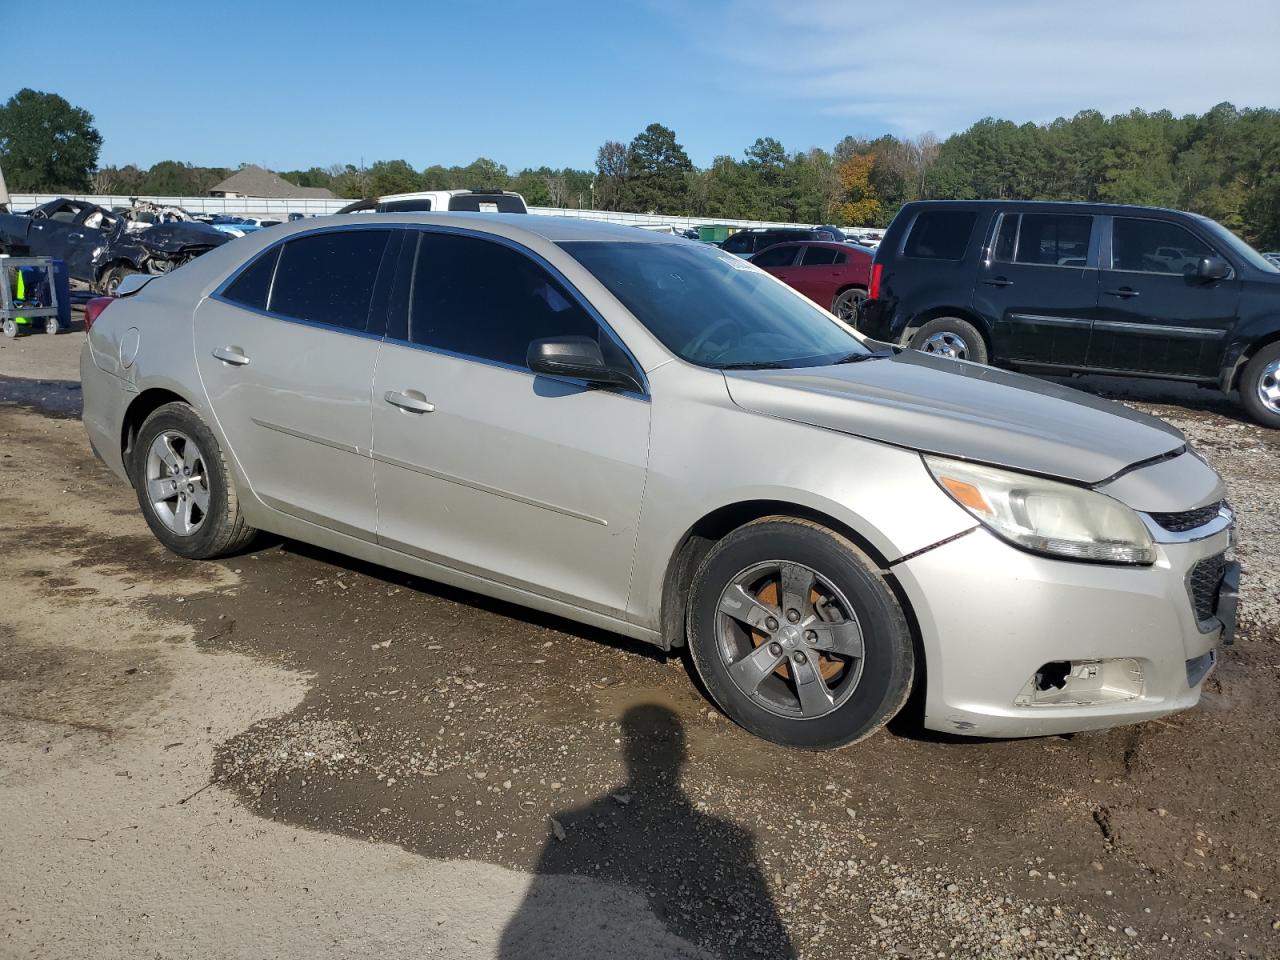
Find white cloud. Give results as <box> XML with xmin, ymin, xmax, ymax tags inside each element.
<box><xmin>677</xmin><ymin>0</ymin><xmax>1280</xmax><ymax>134</ymax></box>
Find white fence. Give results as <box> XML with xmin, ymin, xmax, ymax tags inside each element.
<box><xmin>9</xmin><ymin>193</ymin><xmax>821</xmax><ymax>231</ymax></box>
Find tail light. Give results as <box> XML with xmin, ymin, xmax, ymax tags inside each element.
<box><xmin>83</xmin><ymin>297</ymin><xmax>115</xmax><ymax>332</ymax></box>
<box><xmin>868</xmin><ymin>262</ymin><xmax>883</xmax><ymax>300</ymax></box>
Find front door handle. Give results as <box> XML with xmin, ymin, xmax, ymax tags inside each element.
<box><xmin>212</xmin><ymin>345</ymin><xmax>250</xmax><ymax>366</ymax></box>
<box><xmin>384</xmin><ymin>390</ymin><xmax>435</xmax><ymax>414</ymax></box>
<box><xmin>982</xmin><ymin>276</ymin><xmax>1013</xmax><ymax>287</ymax></box>
<box><xmin>1104</xmin><ymin>287</ymin><xmax>1140</xmax><ymax>299</ymax></box>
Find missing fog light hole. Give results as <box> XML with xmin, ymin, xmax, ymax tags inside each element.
<box><xmin>1016</xmin><ymin>658</ymin><xmax>1144</xmax><ymax>707</ymax></box>
<box><xmin>1034</xmin><ymin>661</ymin><xmax>1071</xmax><ymax>691</ymax></box>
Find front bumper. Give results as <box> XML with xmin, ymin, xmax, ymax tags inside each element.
<box><xmin>894</xmin><ymin>525</ymin><xmax>1234</xmax><ymax>737</ymax></box>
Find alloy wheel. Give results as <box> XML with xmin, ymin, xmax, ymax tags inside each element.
<box><xmin>921</xmin><ymin>331</ymin><xmax>970</xmax><ymax>360</ymax></box>
<box><xmin>715</xmin><ymin>561</ymin><xmax>865</xmax><ymax>720</ymax></box>
<box><xmin>1257</xmin><ymin>359</ymin><xmax>1280</xmax><ymax>415</ymax></box>
<box><xmin>145</xmin><ymin>430</ymin><xmax>210</xmax><ymax>536</ymax></box>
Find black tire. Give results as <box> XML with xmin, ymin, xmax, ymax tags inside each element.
<box><xmin>909</xmin><ymin>317</ymin><xmax>989</xmax><ymax>364</ymax></box>
<box><xmin>99</xmin><ymin>264</ymin><xmax>140</xmax><ymax>297</ymax></box>
<box><xmin>1240</xmin><ymin>342</ymin><xmax>1280</xmax><ymax>429</ymax></box>
<box><xmin>686</xmin><ymin>517</ymin><xmax>914</xmax><ymax>750</ymax></box>
<box><xmin>131</xmin><ymin>402</ymin><xmax>257</xmax><ymax>559</ymax></box>
<box><xmin>831</xmin><ymin>287</ymin><xmax>867</xmax><ymax>324</ymax></box>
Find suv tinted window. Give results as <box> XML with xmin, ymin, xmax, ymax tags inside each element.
<box><xmin>801</xmin><ymin>246</ymin><xmax>839</xmax><ymax>266</ymax></box>
<box><xmin>268</xmin><ymin>230</ymin><xmax>392</xmax><ymax>331</ymax></box>
<box><xmin>408</xmin><ymin>233</ymin><xmax>600</xmax><ymax>367</ymax></box>
<box><xmin>222</xmin><ymin>246</ymin><xmax>280</xmax><ymax>310</ymax></box>
<box><xmin>721</xmin><ymin>233</ymin><xmax>754</xmax><ymax>254</ymax></box>
<box><xmin>447</xmin><ymin>194</ymin><xmax>527</xmax><ymax>213</ymax></box>
<box><xmin>1010</xmin><ymin>214</ymin><xmax>1093</xmax><ymax>266</ymax></box>
<box><xmin>752</xmin><ymin>245</ymin><xmax>798</xmax><ymax>267</ymax></box>
<box><xmin>1112</xmin><ymin>218</ymin><xmax>1213</xmax><ymax>274</ymax></box>
<box><xmin>379</xmin><ymin>198</ymin><xmax>432</xmax><ymax>212</ymax></box>
<box><xmin>903</xmin><ymin>210</ymin><xmax>976</xmax><ymax>260</ymax></box>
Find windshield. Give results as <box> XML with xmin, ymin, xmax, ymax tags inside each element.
<box><xmin>1194</xmin><ymin>215</ymin><xmax>1280</xmax><ymax>273</ymax></box>
<box><xmin>559</xmin><ymin>240</ymin><xmax>868</xmax><ymax>369</ymax></box>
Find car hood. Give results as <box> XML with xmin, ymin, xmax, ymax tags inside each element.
<box><xmin>136</xmin><ymin>221</ymin><xmax>230</xmax><ymax>252</ymax></box>
<box><xmin>722</xmin><ymin>350</ymin><xmax>1185</xmax><ymax>484</ymax></box>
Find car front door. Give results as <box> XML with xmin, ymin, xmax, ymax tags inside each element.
<box><xmin>194</xmin><ymin>227</ymin><xmax>400</xmax><ymax>541</ymax></box>
<box><xmin>750</xmin><ymin>243</ymin><xmax>802</xmax><ymax>284</ymax></box>
<box><xmin>1089</xmin><ymin>216</ymin><xmax>1240</xmax><ymax>378</ymax></box>
<box><xmin>24</xmin><ymin>202</ymin><xmax>82</xmax><ymax>261</ymax></box>
<box><xmin>371</xmin><ymin>229</ymin><xmax>651</xmax><ymax>620</ymax></box>
<box><xmin>977</xmin><ymin>211</ymin><xmax>1099</xmax><ymax>366</ymax></box>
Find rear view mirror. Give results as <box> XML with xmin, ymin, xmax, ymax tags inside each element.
<box><xmin>527</xmin><ymin>336</ymin><xmax>643</xmax><ymax>393</ymax></box>
<box><xmin>1193</xmin><ymin>255</ymin><xmax>1231</xmax><ymax>282</ymax></box>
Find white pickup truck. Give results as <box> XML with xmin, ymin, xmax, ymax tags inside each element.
<box><xmin>336</xmin><ymin>189</ymin><xmax>528</xmax><ymax>215</ymax></box>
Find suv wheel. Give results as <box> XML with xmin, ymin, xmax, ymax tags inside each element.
<box><xmin>1240</xmin><ymin>342</ymin><xmax>1280</xmax><ymax>428</ymax></box>
<box><xmin>686</xmin><ymin>517</ymin><xmax>914</xmax><ymax>750</ymax></box>
<box><xmin>131</xmin><ymin>402</ymin><xmax>257</xmax><ymax>559</ymax></box>
<box><xmin>910</xmin><ymin>317</ymin><xmax>989</xmax><ymax>364</ymax></box>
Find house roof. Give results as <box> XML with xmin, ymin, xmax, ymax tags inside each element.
<box><xmin>209</xmin><ymin>165</ymin><xmax>336</xmax><ymax>199</ymax></box>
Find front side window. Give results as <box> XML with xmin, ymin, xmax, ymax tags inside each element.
<box><xmin>561</xmin><ymin>240</ymin><xmax>868</xmax><ymax>369</ymax></box>
<box><xmin>1012</xmin><ymin>214</ymin><xmax>1093</xmax><ymax>266</ymax></box>
<box><xmin>751</xmin><ymin>245</ymin><xmax>798</xmax><ymax>268</ymax></box>
<box><xmin>903</xmin><ymin>210</ymin><xmax>977</xmax><ymax>260</ymax></box>
<box><xmin>800</xmin><ymin>246</ymin><xmax>839</xmax><ymax>266</ymax></box>
<box><xmin>408</xmin><ymin>233</ymin><xmax>601</xmax><ymax>368</ymax></box>
<box><xmin>1112</xmin><ymin>218</ymin><xmax>1214</xmax><ymax>274</ymax></box>
<box><xmin>267</xmin><ymin>230</ymin><xmax>392</xmax><ymax>330</ymax></box>
<box><xmin>721</xmin><ymin>233</ymin><xmax>754</xmax><ymax>254</ymax></box>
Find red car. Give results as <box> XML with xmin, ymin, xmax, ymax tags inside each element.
<box><xmin>749</xmin><ymin>241</ymin><xmax>872</xmax><ymax>322</ymax></box>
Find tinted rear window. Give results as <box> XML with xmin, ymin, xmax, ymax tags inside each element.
<box><xmin>222</xmin><ymin>246</ymin><xmax>279</xmax><ymax>310</ymax></box>
<box><xmin>801</xmin><ymin>246</ymin><xmax>839</xmax><ymax>266</ymax></box>
<box><xmin>447</xmin><ymin>194</ymin><xmax>527</xmax><ymax>213</ymax></box>
<box><xmin>379</xmin><ymin>198</ymin><xmax>433</xmax><ymax>212</ymax></box>
<box><xmin>903</xmin><ymin>210</ymin><xmax>977</xmax><ymax>260</ymax></box>
<box><xmin>268</xmin><ymin>230</ymin><xmax>392</xmax><ymax>331</ymax></box>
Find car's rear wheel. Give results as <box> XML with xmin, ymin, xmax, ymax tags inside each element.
<box><xmin>910</xmin><ymin>317</ymin><xmax>989</xmax><ymax>364</ymax></box>
<box><xmin>686</xmin><ymin>517</ymin><xmax>914</xmax><ymax>749</ymax></box>
<box><xmin>1240</xmin><ymin>342</ymin><xmax>1280</xmax><ymax>428</ymax></box>
<box><xmin>831</xmin><ymin>287</ymin><xmax>866</xmax><ymax>323</ymax></box>
<box><xmin>131</xmin><ymin>402</ymin><xmax>256</xmax><ymax>559</ymax></box>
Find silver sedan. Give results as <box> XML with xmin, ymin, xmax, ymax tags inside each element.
<box><xmin>80</xmin><ymin>214</ymin><xmax>1238</xmax><ymax>748</ymax></box>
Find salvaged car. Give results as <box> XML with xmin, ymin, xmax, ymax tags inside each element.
<box><xmin>81</xmin><ymin>214</ymin><xmax>1237</xmax><ymax>749</ymax></box>
<box><xmin>0</xmin><ymin>198</ymin><xmax>229</xmax><ymax>294</ymax></box>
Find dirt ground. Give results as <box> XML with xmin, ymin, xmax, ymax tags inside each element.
<box><xmin>1</xmin><ymin>330</ymin><xmax>1278</xmax><ymax>960</ymax></box>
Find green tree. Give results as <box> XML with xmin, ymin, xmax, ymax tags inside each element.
<box><xmin>368</xmin><ymin>159</ymin><xmax>422</xmax><ymax>196</ymax></box>
<box><xmin>624</xmin><ymin>123</ymin><xmax>693</xmax><ymax>214</ymax></box>
<box><xmin>0</xmin><ymin>88</ymin><xmax>102</xmax><ymax>192</ymax></box>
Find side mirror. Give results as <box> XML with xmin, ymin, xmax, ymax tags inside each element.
<box><xmin>527</xmin><ymin>336</ymin><xmax>643</xmax><ymax>393</ymax></box>
<box><xmin>1193</xmin><ymin>255</ymin><xmax>1231</xmax><ymax>282</ymax></box>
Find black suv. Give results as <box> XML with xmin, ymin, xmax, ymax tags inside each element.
<box><xmin>859</xmin><ymin>200</ymin><xmax>1280</xmax><ymax>427</ymax></box>
<box><xmin>720</xmin><ymin>227</ymin><xmax>841</xmax><ymax>257</ymax></box>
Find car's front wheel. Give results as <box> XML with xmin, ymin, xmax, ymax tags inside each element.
<box><xmin>131</xmin><ymin>402</ymin><xmax>257</xmax><ymax>559</ymax></box>
<box><xmin>1240</xmin><ymin>341</ymin><xmax>1280</xmax><ymax>429</ymax></box>
<box><xmin>687</xmin><ymin>517</ymin><xmax>914</xmax><ymax>749</ymax></box>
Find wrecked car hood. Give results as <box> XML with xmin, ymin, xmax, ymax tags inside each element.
<box><xmin>122</xmin><ymin>221</ymin><xmax>229</xmax><ymax>253</ymax></box>
<box><xmin>723</xmin><ymin>351</ymin><xmax>1185</xmax><ymax>484</ymax></box>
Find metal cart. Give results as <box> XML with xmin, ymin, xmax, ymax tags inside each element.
<box><xmin>1</xmin><ymin>256</ymin><xmax>64</xmax><ymax>338</ymax></box>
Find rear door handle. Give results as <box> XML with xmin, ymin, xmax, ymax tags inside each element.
<box><xmin>982</xmin><ymin>276</ymin><xmax>1013</xmax><ymax>287</ymax></box>
<box><xmin>212</xmin><ymin>345</ymin><xmax>250</xmax><ymax>366</ymax></box>
<box><xmin>384</xmin><ymin>390</ymin><xmax>435</xmax><ymax>413</ymax></box>
<box><xmin>1104</xmin><ymin>288</ymin><xmax>1140</xmax><ymax>299</ymax></box>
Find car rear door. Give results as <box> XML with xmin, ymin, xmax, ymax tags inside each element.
<box><xmin>977</xmin><ymin>211</ymin><xmax>1099</xmax><ymax>367</ymax></box>
<box><xmin>1088</xmin><ymin>216</ymin><xmax>1240</xmax><ymax>377</ymax></box>
<box><xmin>194</xmin><ymin>227</ymin><xmax>400</xmax><ymax>540</ymax></box>
<box><xmin>370</xmin><ymin>229</ymin><xmax>651</xmax><ymax>620</ymax></box>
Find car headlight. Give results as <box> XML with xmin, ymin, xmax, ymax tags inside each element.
<box><xmin>924</xmin><ymin>455</ymin><xmax>1155</xmax><ymax>565</ymax></box>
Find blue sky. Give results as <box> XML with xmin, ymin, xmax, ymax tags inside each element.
<box><xmin>7</xmin><ymin>0</ymin><xmax>1277</xmax><ymax>172</ymax></box>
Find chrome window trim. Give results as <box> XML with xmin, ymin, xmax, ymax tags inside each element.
<box><xmin>393</xmin><ymin>223</ymin><xmax>651</xmax><ymax>400</ymax></box>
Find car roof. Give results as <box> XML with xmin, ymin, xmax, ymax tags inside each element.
<box><xmin>302</xmin><ymin>212</ymin><xmax>686</xmax><ymax>244</ymax></box>
<box><xmin>899</xmin><ymin>198</ymin><xmax>1193</xmax><ymax>218</ymax></box>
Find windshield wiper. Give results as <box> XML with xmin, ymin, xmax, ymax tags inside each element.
<box><xmin>718</xmin><ymin>360</ymin><xmax>797</xmax><ymax>370</ymax></box>
<box><xmin>833</xmin><ymin>350</ymin><xmax>893</xmax><ymax>364</ymax></box>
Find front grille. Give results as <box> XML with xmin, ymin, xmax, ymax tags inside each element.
<box><xmin>1151</xmin><ymin>500</ymin><xmax>1225</xmax><ymax>533</ymax></box>
<box><xmin>1188</xmin><ymin>553</ymin><xmax>1227</xmax><ymax>622</ymax></box>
